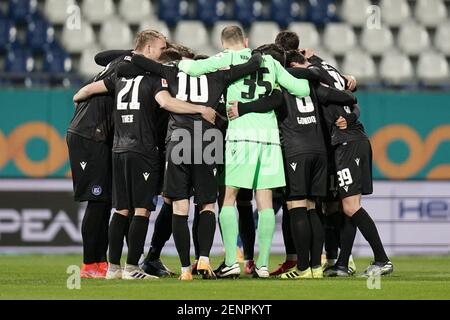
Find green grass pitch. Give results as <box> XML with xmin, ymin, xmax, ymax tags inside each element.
<box><xmin>1</xmin><ymin>255</ymin><xmax>449</xmax><ymax>300</ymax></box>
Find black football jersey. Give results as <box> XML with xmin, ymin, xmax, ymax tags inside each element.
<box><xmin>67</xmin><ymin>54</ymin><xmax>131</xmax><ymax>143</ymax></box>
<box><xmin>308</xmin><ymin>56</ymin><xmax>367</xmax><ymax>145</ymax></box>
<box><xmin>104</xmin><ymin>70</ymin><xmax>169</xmax><ymax>156</ymax></box>
<box><xmin>278</xmin><ymin>83</ymin><xmax>327</xmax><ymax>157</ymax></box>
<box><xmin>158</xmin><ymin>64</ymin><xmax>229</xmax><ymax>142</ymax></box>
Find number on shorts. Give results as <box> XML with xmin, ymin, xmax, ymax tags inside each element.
<box><xmin>337</xmin><ymin>168</ymin><xmax>353</xmax><ymax>187</ymax></box>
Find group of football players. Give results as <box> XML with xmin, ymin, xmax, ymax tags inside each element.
<box><xmin>68</xmin><ymin>24</ymin><xmax>394</xmax><ymax>281</ymax></box>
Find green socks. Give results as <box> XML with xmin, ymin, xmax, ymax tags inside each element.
<box><xmin>256</xmin><ymin>209</ymin><xmax>276</xmax><ymax>269</ymax></box>
<box><xmin>220</xmin><ymin>206</ymin><xmax>275</xmax><ymax>268</ymax></box>
<box><xmin>219</xmin><ymin>206</ymin><xmax>239</xmax><ymax>267</ymax></box>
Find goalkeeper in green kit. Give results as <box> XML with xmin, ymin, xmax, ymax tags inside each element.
<box><xmin>178</xmin><ymin>26</ymin><xmax>310</xmax><ymax>278</ymax></box>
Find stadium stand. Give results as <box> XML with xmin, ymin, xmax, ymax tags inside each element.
<box><xmin>380</xmin><ymin>0</ymin><xmax>411</xmax><ymax>28</ymax></box>
<box><xmin>288</xmin><ymin>22</ymin><xmax>320</xmax><ymax>50</ymax></box>
<box><xmin>119</xmin><ymin>0</ymin><xmax>155</xmax><ymax>24</ymax></box>
<box><xmin>342</xmin><ymin>48</ymin><xmax>377</xmax><ymax>85</ymax></box>
<box><xmin>0</xmin><ymin>0</ymin><xmax>449</xmax><ymax>89</ymax></box>
<box><xmin>323</xmin><ymin>22</ymin><xmax>356</xmax><ymax>55</ymax></box>
<box><xmin>249</xmin><ymin>21</ymin><xmax>280</xmax><ymax>48</ymax></box>
<box><xmin>380</xmin><ymin>50</ymin><xmax>415</xmax><ymax>86</ymax></box>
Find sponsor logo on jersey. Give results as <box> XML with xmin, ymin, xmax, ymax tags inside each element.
<box><xmin>161</xmin><ymin>78</ymin><xmax>168</xmax><ymax>87</ymax></box>
<box><xmin>343</xmin><ymin>186</ymin><xmax>349</xmax><ymax>192</ymax></box>
<box><xmin>92</xmin><ymin>186</ymin><xmax>102</xmax><ymax>196</ymax></box>
<box><xmin>355</xmin><ymin>158</ymin><xmax>361</xmax><ymax>166</ymax></box>
<box><xmin>290</xmin><ymin>163</ymin><xmax>298</xmax><ymax>172</ymax></box>
<box><xmin>143</xmin><ymin>172</ymin><xmax>150</xmax><ymax>181</ymax></box>
<box><xmin>80</xmin><ymin>162</ymin><xmax>87</xmax><ymax>171</ymax></box>
<box><xmin>344</xmin><ymin>106</ymin><xmax>351</xmax><ymax>114</ymax></box>
<box><xmin>213</xmin><ymin>168</ymin><xmax>217</xmax><ymax>177</ymax></box>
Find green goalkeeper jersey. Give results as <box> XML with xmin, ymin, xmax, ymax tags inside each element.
<box><xmin>178</xmin><ymin>48</ymin><xmax>310</xmax><ymax>144</ymax></box>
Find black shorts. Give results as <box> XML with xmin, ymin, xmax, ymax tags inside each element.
<box><xmin>163</xmin><ymin>142</ymin><xmax>218</xmax><ymax>205</ymax></box>
<box><xmin>284</xmin><ymin>153</ymin><xmax>327</xmax><ymax>200</ymax></box>
<box><xmin>157</xmin><ymin>151</ymin><xmax>166</xmax><ymax>195</ymax></box>
<box><xmin>334</xmin><ymin>140</ymin><xmax>373</xmax><ymax>199</ymax></box>
<box><xmin>321</xmin><ymin>150</ymin><xmax>340</xmax><ymax>202</ymax></box>
<box><xmin>112</xmin><ymin>152</ymin><xmax>160</xmax><ymax>211</ymax></box>
<box><xmin>67</xmin><ymin>133</ymin><xmax>112</xmax><ymax>202</ymax></box>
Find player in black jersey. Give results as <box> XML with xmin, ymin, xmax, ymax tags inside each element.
<box><xmin>285</xmin><ymin>52</ymin><xmax>394</xmax><ymax>277</ymax></box>
<box><xmin>123</xmin><ymin>50</ymin><xmax>262</xmax><ymax>280</ymax></box>
<box><xmin>275</xmin><ymin>31</ymin><xmax>359</xmax><ymax>274</ymax></box>
<box><xmin>66</xmin><ymin>50</ymin><xmax>133</xmax><ymax>278</ymax></box>
<box><xmin>73</xmin><ymin>30</ymin><xmax>217</xmax><ymax>280</ymax></box>
<box><xmin>94</xmin><ymin>48</ymin><xmax>178</xmax><ymax>277</ymax></box>
<box><xmin>279</xmin><ymin>51</ymin><xmax>356</xmax><ymax>279</ymax></box>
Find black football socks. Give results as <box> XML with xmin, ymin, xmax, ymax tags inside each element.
<box><xmin>198</xmin><ymin>210</ymin><xmax>217</xmax><ymax>258</ymax></box>
<box><xmin>289</xmin><ymin>207</ymin><xmax>311</xmax><ymax>271</ymax></box>
<box><xmin>352</xmin><ymin>208</ymin><xmax>389</xmax><ymax>263</ymax></box>
<box><xmin>324</xmin><ymin>212</ymin><xmax>342</xmax><ymax>260</ymax></box>
<box><xmin>308</xmin><ymin>209</ymin><xmax>325</xmax><ymax>268</ymax></box>
<box><xmin>127</xmin><ymin>215</ymin><xmax>150</xmax><ymax>266</ymax></box>
<box><xmin>108</xmin><ymin>212</ymin><xmax>129</xmax><ymax>265</ymax></box>
<box><xmin>238</xmin><ymin>203</ymin><xmax>255</xmax><ymax>260</ymax></box>
<box><xmin>336</xmin><ymin>216</ymin><xmax>357</xmax><ymax>268</ymax></box>
<box><xmin>172</xmin><ymin>214</ymin><xmax>191</xmax><ymax>267</ymax></box>
<box><xmin>147</xmin><ymin>202</ymin><xmax>173</xmax><ymax>262</ymax></box>
<box><xmin>282</xmin><ymin>203</ymin><xmax>297</xmax><ymax>259</ymax></box>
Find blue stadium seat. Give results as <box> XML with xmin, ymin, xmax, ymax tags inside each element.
<box><xmin>158</xmin><ymin>0</ymin><xmax>181</xmax><ymax>27</ymax></box>
<box><xmin>5</xmin><ymin>46</ymin><xmax>34</xmax><ymax>73</ymax></box>
<box><xmin>43</xmin><ymin>44</ymin><xmax>72</xmax><ymax>74</ymax></box>
<box><xmin>306</xmin><ymin>0</ymin><xmax>338</xmax><ymax>26</ymax></box>
<box><xmin>271</xmin><ymin>0</ymin><xmax>299</xmax><ymax>28</ymax></box>
<box><xmin>197</xmin><ymin>0</ymin><xmax>222</xmax><ymax>27</ymax></box>
<box><xmin>26</xmin><ymin>14</ymin><xmax>55</xmax><ymax>52</ymax></box>
<box><xmin>234</xmin><ymin>0</ymin><xmax>263</xmax><ymax>27</ymax></box>
<box><xmin>0</xmin><ymin>18</ymin><xmax>17</xmax><ymax>51</ymax></box>
<box><xmin>8</xmin><ymin>0</ymin><xmax>38</xmax><ymax>23</ymax></box>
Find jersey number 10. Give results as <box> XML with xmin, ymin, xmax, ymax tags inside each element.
<box><xmin>176</xmin><ymin>72</ymin><xmax>209</xmax><ymax>103</ymax></box>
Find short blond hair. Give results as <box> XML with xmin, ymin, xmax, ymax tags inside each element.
<box><xmin>221</xmin><ymin>26</ymin><xmax>245</xmax><ymax>45</ymax></box>
<box><xmin>135</xmin><ymin>29</ymin><xmax>165</xmax><ymax>51</ymax></box>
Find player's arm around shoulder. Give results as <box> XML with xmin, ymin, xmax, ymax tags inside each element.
<box><xmin>178</xmin><ymin>51</ymin><xmax>232</xmax><ymax>77</ymax></box>
<box><xmin>155</xmin><ymin>91</ymin><xmax>216</xmax><ymax>125</ymax></box>
<box><xmin>226</xmin><ymin>51</ymin><xmax>262</xmax><ymax>83</ymax></box>
<box><xmin>273</xmin><ymin>58</ymin><xmax>310</xmax><ymax>98</ymax></box>
<box><xmin>73</xmin><ymin>80</ymin><xmax>109</xmax><ymax>104</ymax></box>
<box><xmin>131</xmin><ymin>54</ymin><xmax>166</xmax><ymax>77</ymax></box>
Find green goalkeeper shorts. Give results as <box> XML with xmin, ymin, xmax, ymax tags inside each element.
<box><xmin>224</xmin><ymin>141</ymin><xmax>286</xmax><ymax>190</ymax></box>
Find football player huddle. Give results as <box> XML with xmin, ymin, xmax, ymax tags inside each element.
<box><xmin>69</xmin><ymin>25</ymin><xmax>393</xmax><ymax>281</ymax></box>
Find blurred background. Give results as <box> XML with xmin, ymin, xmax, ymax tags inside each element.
<box><xmin>0</xmin><ymin>0</ymin><xmax>449</xmax><ymax>256</ymax></box>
